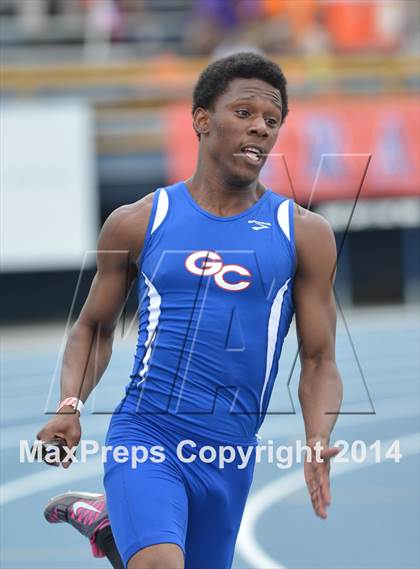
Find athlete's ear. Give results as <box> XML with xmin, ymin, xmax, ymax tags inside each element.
<box><xmin>193</xmin><ymin>107</ymin><xmax>210</xmax><ymax>137</ymax></box>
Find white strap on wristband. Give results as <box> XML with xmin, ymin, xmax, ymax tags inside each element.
<box><xmin>57</xmin><ymin>397</ymin><xmax>84</xmax><ymax>414</ymax></box>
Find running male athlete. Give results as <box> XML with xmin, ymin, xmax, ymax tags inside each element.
<box><xmin>37</xmin><ymin>52</ymin><xmax>343</xmax><ymax>569</ymax></box>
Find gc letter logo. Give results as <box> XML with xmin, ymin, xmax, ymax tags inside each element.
<box><xmin>185</xmin><ymin>250</ymin><xmax>252</xmax><ymax>292</ymax></box>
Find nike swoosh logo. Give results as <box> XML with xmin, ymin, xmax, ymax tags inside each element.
<box><xmin>72</xmin><ymin>501</ymin><xmax>101</xmax><ymax>515</ymax></box>
<box><xmin>251</xmin><ymin>226</ymin><xmax>270</xmax><ymax>231</ymax></box>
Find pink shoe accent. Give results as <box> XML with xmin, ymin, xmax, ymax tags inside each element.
<box><xmin>49</xmin><ymin>509</ymin><xmax>59</xmax><ymax>523</ymax></box>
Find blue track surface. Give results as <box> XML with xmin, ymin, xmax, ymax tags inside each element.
<box><xmin>1</xmin><ymin>305</ymin><xmax>419</xmax><ymax>569</ymax></box>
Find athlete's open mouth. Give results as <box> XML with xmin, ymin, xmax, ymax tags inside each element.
<box><xmin>240</xmin><ymin>145</ymin><xmax>264</xmax><ymax>164</ymax></box>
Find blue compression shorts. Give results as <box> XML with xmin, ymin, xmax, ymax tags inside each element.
<box><xmin>103</xmin><ymin>397</ymin><xmax>257</xmax><ymax>568</ymax></box>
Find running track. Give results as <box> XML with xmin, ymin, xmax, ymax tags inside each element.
<box><xmin>1</xmin><ymin>305</ymin><xmax>419</xmax><ymax>568</ymax></box>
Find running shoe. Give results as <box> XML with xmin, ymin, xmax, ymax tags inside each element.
<box><xmin>44</xmin><ymin>491</ymin><xmax>110</xmax><ymax>557</ymax></box>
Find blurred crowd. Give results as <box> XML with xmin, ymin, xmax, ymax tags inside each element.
<box><xmin>187</xmin><ymin>0</ymin><xmax>417</xmax><ymax>57</ymax></box>
<box><xmin>1</xmin><ymin>0</ymin><xmax>418</xmax><ymax>60</ymax></box>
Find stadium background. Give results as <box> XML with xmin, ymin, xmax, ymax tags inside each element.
<box><xmin>1</xmin><ymin>1</ymin><xmax>419</xmax><ymax>568</ymax></box>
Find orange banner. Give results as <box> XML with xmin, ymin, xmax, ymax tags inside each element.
<box><xmin>163</xmin><ymin>97</ymin><xmax>419</xmax><ymax>203</ymax></box>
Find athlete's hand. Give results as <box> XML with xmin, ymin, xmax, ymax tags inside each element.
<box><xmin>36</xmin><ymin>407</ymin><xmax>81</xmax><ymax>469</ymax></box>
<box><xmin>303</xmin><ymin>440</ymin><xmax>339</xmax><ymax>519</ymax></box>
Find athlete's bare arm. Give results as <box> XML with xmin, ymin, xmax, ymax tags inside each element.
<box><xmin>293</xmin><ymin>205</ymin><xmax>343</xmax><ymax>518</ymax></box>
<box><xmin>36</xmin><ymin>193</ymin><xmax>154</xmax><ymax>463</ymax></box>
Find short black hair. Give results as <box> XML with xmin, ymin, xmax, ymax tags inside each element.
<box><xmin>192</xmin><ymin>52</ymin><xmax>289</xmax><ymax>124</ymax></box>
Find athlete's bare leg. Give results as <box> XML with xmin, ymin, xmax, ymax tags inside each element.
<box><xmin>128</xmin><ymin>543</ymin><xmax>184</xmax><ymax>569</ymax></box>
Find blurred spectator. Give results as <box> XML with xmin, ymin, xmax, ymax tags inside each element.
<box><xmin>323</xmin><ymin>1</ymin><xmax>405</xmax><ymax>54</ymax></box>
<box><xmin>82</xmin><ymin>0</ymin><xmax>122</xmax><ymax>60</ymax></box>
<box><xmin>400</xmin><ymin>0</ymin><xmax>419</xmax><ymax>55</ymax></box>
<box><xmin>183</xmin><ymin>0</ymin><xmax>235</xmax><ymax>55</ymax></box>
<box><xmin>259</xmin><ymin>0</ymin><xmax>330</xmax><ymax>55</ymax></box>
<box><xmin>16</xmin><ymin>0</ymin><xmax>48</xmax><ymax>36</ymax></box>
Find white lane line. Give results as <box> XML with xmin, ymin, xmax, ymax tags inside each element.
<box><xmin>236</xmin><ymin>432</ymin><xmax>420</xmax><ymax>569</ymax></box>
<box><xmin>0</xmin><ymin>459</ymin><xmax>102</xmax><ymax>506</ymax></box>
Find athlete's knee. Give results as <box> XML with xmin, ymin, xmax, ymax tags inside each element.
<box><xmin>127</xmin><ymin>543</ymin><xmax>184</xmax><ymax>569</ymax></box>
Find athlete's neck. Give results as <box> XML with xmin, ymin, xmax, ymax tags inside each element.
<box><xmin>186</xmin><ymin>169</ymin><xmax>266</xmax><ymax>218</ymax></box>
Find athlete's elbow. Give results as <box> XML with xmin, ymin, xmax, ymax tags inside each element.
<box><xmin>71</xmin><ymin>317</ymin><xmax>116</xmax><ymax>345</ymax></box>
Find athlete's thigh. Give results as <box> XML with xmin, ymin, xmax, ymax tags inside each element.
<box><xmin>184</xmin><ymin>451</ymin><xmax>255</xmax><ymax>569</ymax></box>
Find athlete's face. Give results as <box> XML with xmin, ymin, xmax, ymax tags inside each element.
<box><xmin>195</xmin><ymin>78</ymin><xmax>283</xmax><ymax>184</ymax></box>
